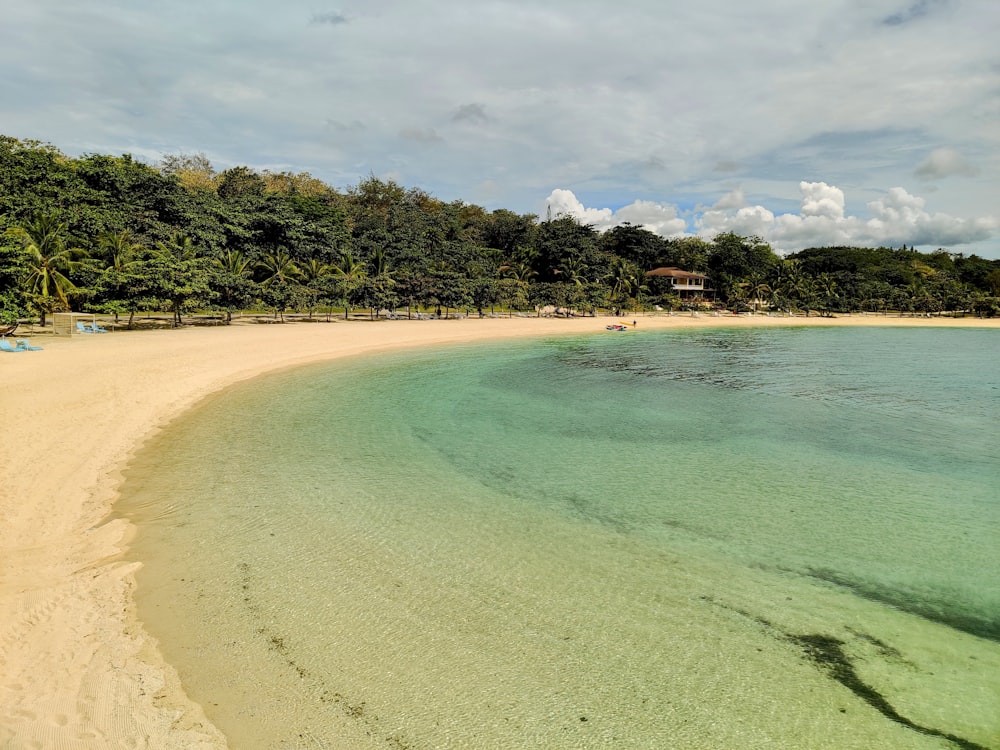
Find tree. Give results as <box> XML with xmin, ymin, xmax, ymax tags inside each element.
<box><xmin>159</xmin><ymin>152</ymin><xmax>217</xmax><ymax>192</ymax></box>
<box><xmin>599</xmin><ymin>223</ymin><xmax>669</xmax><ymax>271</ymax></box>
<box><xmin>331</xmin><ymin>250</ymin><xmax>368</xmax><ymax>319</ymax></box>
<box><xmin>212</xmin><ymin>250</ymin><xmax>256</xmax><ymax>323</ymax></box>
<box><xmin>707</xmin><ymin>233</ymin><xmax>779</xmax><ymax>287</ymax></box>
<box><xmin>91</xmin><ymin>229</ymin><xmax>147</xmax><ymax>323</ymax></box>
<box><xmin>217</xmin><ymin>166</ymin><xmax>267</xmax><ymax>201</ymax></box>
<box><xmin>299</xmin><ymin>257</ymin><xmax>334</xmax><ymax>319</ymax></box>
<box><xmin>256</xmin><ymin>249</ymin><xmax>302</xmax><ymax>321</ymax></box>
<box><xmin>739</xmin><ymin>272</ymin><xmax>772</xmax><ymax>313</ymax></box>
<box><xmin>607</xmin><ymin>257</ymin><xmax>645</xmax><ymax>311</ymax></box>
<box><xmin>533</xmin><ymin>215</ymin><xmax>602</xmax><ymax>282</ymax></box>
<box><xmin>4</xmin><ymin>211</ymin><xmax>85</xmax><ymax>325</ymax></box>
<box><xmin>814</xmin><ymin>273</ymin><xmax>840</xmax><ymax>315</ymax></box>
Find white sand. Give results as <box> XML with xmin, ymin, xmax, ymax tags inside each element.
<box><xmin>1</xmin><ymin>313</ymin><xmax>996</xmax><ymax>748</ymax></box>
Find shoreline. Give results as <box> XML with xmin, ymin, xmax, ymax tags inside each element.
<box><xmin>2</xmin><ymin>314</ymin><xmax>997</xmax><ymax>748</ymax></box>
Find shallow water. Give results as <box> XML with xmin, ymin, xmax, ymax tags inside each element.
<box><xmin>118</xmin><ymin>326</ymin><xmax>1000</xmax><ymax>749</ymax></box>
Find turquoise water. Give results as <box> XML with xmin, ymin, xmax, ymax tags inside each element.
<box><xmin>118</xmin><ymin>326</ymin><xmax>1000</xmax><ymax>749</ymax></box>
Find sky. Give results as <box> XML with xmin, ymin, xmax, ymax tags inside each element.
<box><xmin>2</xmin><ymin>0</ymin><xmax>999</xmax><ymax>257</ymax></box>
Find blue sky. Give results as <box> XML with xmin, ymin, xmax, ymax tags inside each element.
<box><xmin>1</xmin><ymin>0</ymin><xmax>998</xmax><ymax>256</ymax></box>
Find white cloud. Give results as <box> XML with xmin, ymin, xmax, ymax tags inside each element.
<box><xmin>799</xmin><ymin>181</ymin><xmax>845</xmax><ymax>220</ymax></box>
<box><xmin>613</xmin><ymin>201</ymin><xmax>688</xmax><ymax>237</ymax></box>
<box><xmin>711</xmin><ymin>188</ymin><xmax>745</xmax><ymax>210</ymax></box>
<box><xmin>544</xmin><ymin>190</ymin><xmax>686</xmax><ymax>237</ymax></box>
<box><xmin>915</xmin><ymin>148</ymin><xmax>981</xmax><ymax>180</ymax></box>
<box><xmin>545</xmin><ymin>189</ymin><xmax>614</xmax><ymax>227</ymax></box>
<box><xmin>549</xmin><ymin>183</ymin><xmax>998</xmax><ymax>253</ymax></box>
<box><xmin>698</xmin><ymin>205</ymin><xmax>777</xmax><ymax>240</ymax></box>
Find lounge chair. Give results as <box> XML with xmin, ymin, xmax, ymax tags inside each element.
<box><xmin>0</xmin><ymin>340</ymin><xmax>24</xmax><ymax>353</ymax></box>
<box><xmin>76</xmin><ymin>321</ymin><xmax>95</xmax><ymax>334</ymax></box>
<box><xmin>15</xmin><ymin>338</ymin><xmax>43</xmax><ymax>351</ymax></box>
<box><xmin>89</xmin><ymin>322</ymin><xmax>109</xmax><ymax>333</ymax></box>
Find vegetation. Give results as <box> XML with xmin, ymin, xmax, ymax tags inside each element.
<box><xmin>1</xmin><ymin>135</ymin><xmax>997</xmax><ymax>327</ymax></box>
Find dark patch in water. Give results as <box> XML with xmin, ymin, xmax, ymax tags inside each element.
<box><xmin>806</xmin><ymin>568</ymin><xmax>1000</xmax><ymax>643</ymax></box>
<box><xmin>791</xmin><ymin>634</ymin><xmax>990</xmax><ymax>750</ymax></box>
<box><xmin>703</xmin><ymin>597</ymin><xmax>992</xmax><ymax>750</ymax></box>
<box><xmin>844</xmin><ymin>626</ymin><xmax>910</xmax><ymax>663</ymax></box>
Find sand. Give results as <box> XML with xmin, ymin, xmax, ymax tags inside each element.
<box><xmin>1</xmin><ymin>313</ymin><xmax>997</xmax><ymax>748</ymax></box>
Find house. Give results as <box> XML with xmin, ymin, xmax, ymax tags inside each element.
<box><xmin>644</xmin><ymin>267</ymin><xmax>714</xmax><ymax>299</ymax></box>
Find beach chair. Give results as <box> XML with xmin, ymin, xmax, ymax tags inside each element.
<box><xmin>89</xmin><ymin>321</ymin><xmax>109</xmax><ymax>333</ymax></box>
<box><xmin>15</xmin><ymin>338</ymin><xmax>43</xmax><ymax>351</ymax></box>
<box><xmin>0</xmin><ymin>339</ymin><xmax>24</xmax><ymax>352</ymax></box>
<box><xmin>76</xmin><ymin>321</ymin><xmax>95</xmax><ymax>334</ymax></box>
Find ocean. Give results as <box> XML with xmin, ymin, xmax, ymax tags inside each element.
<box><xmin>117</xmin><ymin>325</ymin><xmax>1000</xmax><ymax>749</ymax></box>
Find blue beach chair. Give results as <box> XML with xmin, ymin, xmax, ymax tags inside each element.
<box><xmin>16</xmin><ymin>338</ymin><xmax>43</xmax><ymax>351</ymax></box>
<box><xmin>0</xmin><ymin>339</ymin><xmax>23</xmax><ymax>352</ymax></box>
<box><xmin>76</xmin><ymin>321</ymin><xmax>94</xmax><ymax>334</ymax></box>
<box><xmin>89</xmin><ymin>321</ymin><xmax>109</xmax><ymax>333</ymax></box>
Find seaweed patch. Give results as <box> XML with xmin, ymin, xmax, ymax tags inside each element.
<box><xmin>701</xmin><ymin>596</ymin><xmax>991</xmax><ymax>750</ymax></box>
<box><xmin>791</xmin><ymin>633</ymin><xmax>989</xmax><ymax>750</ymax></box>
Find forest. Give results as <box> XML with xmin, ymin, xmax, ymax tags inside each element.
<box><xmin>2</xmin><ymin>134</ymin><xmax>999</xmax><ymax>327</ymax></box>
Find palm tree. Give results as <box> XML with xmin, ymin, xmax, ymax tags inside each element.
<box><xmin>331</xmin><ymin>250</ymin><xmax>367</xmax><ymax>319</ymax></box>
<box><xmin>217</xmin><ymin>249</ymin><xmax>253</xmax><ymax>278</ymax></box>
<box><xmin>4</xmin><ymin>211</ymin><xmax>84</xmax><ymax>325</ymax></box>
<box><xmin>96</xmin><ymin>230</ymin><xmax>146</xmax><ymax>324</ymax></box>
<box><xmin>557</xmin><ymin>256</ymin><xmax>588</xmax><ymax>286</ymax></box>
<box><xmin>815</xmin><ymin>273</ymin><xmax>840</xmax><ymax>315</ymax></box>
<box><xmin>607</xmin><ymin>257</ymin><xmax>643</xmax><ymax>312</ymax></box>
<box><xmin>256</xmin><ymin>249</ymin><xmax>302</xmax><ymax>320</ymax></box>
<box><xmin>299</xmin><ymin>257</ymin><xmax>334</xmax><ymax>319</ymax></box>
<box><xmin>213</xmin><ymin>250</ymin><xmax>254</xmax><ymax>323</ymax></box>
<box><xmin>774</xmin><ymin>260</ymin><xmax>809</xmax><ymax>314</ymax></box>
<box><xmin>499</xmin><ymin>260</ymin><xmax>537</xmax><ymax>283</ymax></box>
<box><xmin>739</xmin><ymin>272</ymin><xmax>772</xmax><ymax>314</ymax></box>
<box><xmin>99</xmin><ymin>229</ymin><xmax>145</xmax><ymax>272</ymax></box>
<box><xmin>155</xmin><ymin>232</ymin><xmax>196</xmax><ymax>262</ymax></box>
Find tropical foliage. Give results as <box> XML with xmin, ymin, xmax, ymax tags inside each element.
<box><xmin>1</xmin><ymin>135</ymin><xmax>998</xmax><ymax>326</ymax></box>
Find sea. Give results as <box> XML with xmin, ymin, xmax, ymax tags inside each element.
<box><xmin>116</xmin><ymin>325</ymin><xmax>1000</xmax><ymax>750</ymax></box>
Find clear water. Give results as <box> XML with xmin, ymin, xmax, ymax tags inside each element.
<box><xmin>118</xmin><ymin>327</ymin><xmax>1000</xmax><ymax>750</ymax></box>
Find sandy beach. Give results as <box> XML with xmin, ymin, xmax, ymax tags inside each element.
<box><xmin>1</xmin><ymin>313</ymin><xmax>997</xmax><ymax>748</ymax></box>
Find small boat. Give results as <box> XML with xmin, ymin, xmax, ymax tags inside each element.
<box><xmin>606</xmin><ymin>323</ymin><xmax>629</xmax><ymax>331</ymax></box>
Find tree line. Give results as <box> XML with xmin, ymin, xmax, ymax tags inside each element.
<box><xmin>2</xmin><ymin>135</ymin><xmax>998</xmax><ymax>327</ymax></box>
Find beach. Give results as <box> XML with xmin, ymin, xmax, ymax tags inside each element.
<box><xmin>2</xmin><ymin>313</ymin><xmax>997</xmax><ymax>749</ymax></box>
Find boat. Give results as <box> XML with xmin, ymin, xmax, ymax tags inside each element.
<box><xmin>606</xmin><ymin>323</ymin><xmax>629</xmax><ymax>331</ymax></box>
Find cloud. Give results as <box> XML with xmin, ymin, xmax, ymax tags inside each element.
<box><xmin>545</xmin><ymin>189</ymin><xmax>614</xmax><ymax>227</ymax></box>
<box><xmin>699</xmin><ymin>205</ymin><xmax>777</xmax><ymax>241</ymax></box>
<box><xmin>614</xmin><ymin>201</ymin><xmax>688</xmax><ymax>237</ymax></box>
<box><xmin>544</xmin><ymin>189</ymin><xmax>688</xmax><ymax>237</ymax></box>
<box><xmin>882</xmin><ymin>0</ymin><xmax>943</xmax><ymax>27</ymax></box>
<box><xmin>452</xmin><ymin>103</ymin><xmax>489</xmax><ymax>125</ymax></box>
<box><xmin>548</xmin><ymin>183</ymin><xmax>998</xmax><ymax>253</ymax></box>
<box><xmin>712</xmin><ymin>188</ymin><xmax>745</xmax><ymax>210</ymax></box>
<box><xmin>914</xmin><ymin>147</ymin><xmax>980</xmax><ymax>180</ymax></box>
<box><xmin>399</xmin><ymin>127</ymin><xmax>442</xmax><ymax>144</ymax></box>
<box><xmin>799</xmin><ymin>181</ymin><xmax>845</xmax><ymax>220</ymax></box>
<box><xmin>310</xmin><ymin>11</ymin><xmax>348</xmax><ymax>26</ymax></box>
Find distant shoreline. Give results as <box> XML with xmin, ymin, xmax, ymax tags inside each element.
<box><xmin>1</xmin><ymin>314</ymin><xmax>997</xmax><ymax>748</ymax></box>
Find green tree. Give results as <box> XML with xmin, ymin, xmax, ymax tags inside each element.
<box><xmin>4</xmin><ymin>211</ymin><xmax>85</xmax><ymax>324</ymax></box>
<box><xmin>299</xmin><ymin>257</ymin><xmax>335</xmax><ymax>319</ymax></box>
<box><xmin>256</xmin><ymin>248</ymin><xmax>302</xmax><ymax>320</ymax></box>
<box><xmin>707</xmin><ymin>233</ymin><xmax>780</xmax><ymax>292</ymax></box>
<box><xmin>331</xmin><ymin>250</ymin><xmax>368</xmax><ymax>319</ymax></box>
<box><xmin>212</xmin><ymin>250</ymin><xmax>256</xmax><ymax>323</ymax></box>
